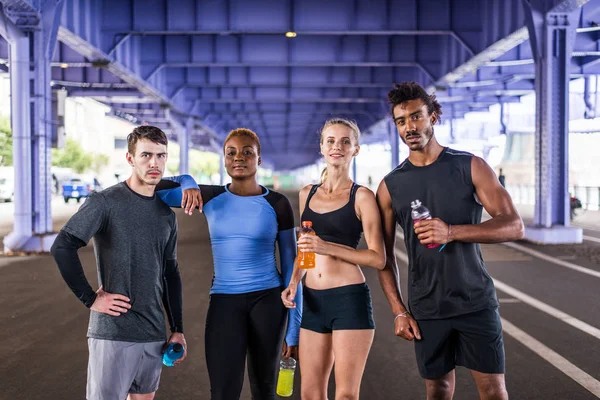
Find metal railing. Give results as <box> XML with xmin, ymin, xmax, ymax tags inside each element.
<box><xmin>506</xmin><ymin>185</ymin><xmax>600</xmax><ymax>211</ymax></box>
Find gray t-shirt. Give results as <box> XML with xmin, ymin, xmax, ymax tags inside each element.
<box><xmin>63</xmin><ymin>182</ymin><xmax>177</xmax><ymax>342</ymax></box>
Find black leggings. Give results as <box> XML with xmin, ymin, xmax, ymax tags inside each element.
<box><xmin>205</xmin><ymin>287</ymin><xmax>287</xmax><ymax>400</ymax></box>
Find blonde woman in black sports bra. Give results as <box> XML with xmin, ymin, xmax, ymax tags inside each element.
<box><xmin>281</xmin><ymin>118</ymin><xmax>385</xmax><ymax>400</ymax></box>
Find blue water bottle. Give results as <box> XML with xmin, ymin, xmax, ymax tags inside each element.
<box><xmin>162</xmin><ymin>343</ymin><xmax>184</xmax><ymax>367</ymax></box>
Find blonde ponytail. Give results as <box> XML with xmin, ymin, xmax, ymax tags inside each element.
<box><xmin>320</xmin><ymin>168</ymin><xmax>328</xmax><ymax>184</ymax></box>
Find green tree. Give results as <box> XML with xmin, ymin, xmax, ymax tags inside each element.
<box><xmin>91</xmin><ymin>153</ymin><xmax>110</xmax><ymax>174</ymax></box>
<box><xmin>52</xmin><ymin>138</ymin><xmax>93</xmax><ymax>173</ymax></box>
<box><xmin>0</xmin><ymin>117</ymin><xmax>12</xmax><ymax>166</ymax></box>
<box><xmin>190</xmin><ymin>150</ymin><xmax>220</xmax><ymax>181</ymax></box>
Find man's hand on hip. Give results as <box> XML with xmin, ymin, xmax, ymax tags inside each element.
<box><xmin>90</xmin><ymin>286</ymin><xmax>131</xmax><ymax>316</ymax></box>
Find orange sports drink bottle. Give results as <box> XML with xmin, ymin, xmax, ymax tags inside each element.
<box><xmin>298</xmin><ymin>221</ymin><xmax>316</xmax><ymax>269</ymax></box>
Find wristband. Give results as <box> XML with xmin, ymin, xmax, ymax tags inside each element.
<box><xmin>394</xmin><ymin>311</ymin><xmax>409</xmax><ymax>322</ymax></box>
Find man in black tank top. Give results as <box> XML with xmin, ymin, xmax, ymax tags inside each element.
<box><xmin>376</xmin><ymin>82</ymin><xmax>524</xmax><ymax>400</ymax></box>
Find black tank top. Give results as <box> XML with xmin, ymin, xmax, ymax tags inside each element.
<box><xmin>300</xmin><ymin>183</ymin><xmax>363</xmax><ymax>249</ymax></box>
<box><xmin>384</xmin><ymin>147</ymin><xmax>498</xmax><ymax>320</ymax></box>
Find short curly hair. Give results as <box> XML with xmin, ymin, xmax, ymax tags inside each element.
<box><xmin>388</xmin><ymin>82</ymin><xmax>443</xmax><ymax>123</ymax></box>
<box><xmin>223</xmin><ymin>128</ymin><xmax>261</xmax><ymax>155</ymax></box>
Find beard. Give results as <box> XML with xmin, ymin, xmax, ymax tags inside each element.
<box><xmin>403</xmin><ymin>126</ymin><xmax>434</xmax><ymax>151</ymax></box>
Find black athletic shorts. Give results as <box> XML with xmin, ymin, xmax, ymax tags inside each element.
<box><xmin>301</xmin><ymin>283</ymin><xmax>375</xmax><ymax>333</ymax></box>
<box><xmin>414</xmin><ymin>307</ymin><xmax>505</xmax><ymax>379</ymax></box>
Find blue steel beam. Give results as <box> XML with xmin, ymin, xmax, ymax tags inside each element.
<box><xmin>10</xmin><ymin>0</ymin><xmax>595</xmax><ymax>171</ymax></box>
<box><xmin>522</xmin><ymin>0</ymin><xmax>586</xmax><ymax>244</ymax></box>
<box><xmin>1</xmin><ymin>0</ymin><xmax>65</xmax><ymax>253</ymax></box>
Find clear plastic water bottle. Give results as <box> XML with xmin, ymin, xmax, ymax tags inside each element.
<box><xmin>276</xmin><ymin>357</ymin><xmax>297</xmax><ymax>397</ymax></box>
<box><xmin>298</xmin><ymin>221</ymin><xmax>316</xmax><ymax>269</ymax></box>
<box><xmin>162</xmin><ymin>342</ymin><xmax>184</xmax><ymax>367</ymax></box>
<box><xmin>410</xmin><ymin>199</ymin><xmax>440</xmax><ymax>249</ymax></box>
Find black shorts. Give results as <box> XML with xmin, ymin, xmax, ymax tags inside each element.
<box><xmin>301</xmin><ymin>283</ymin><xmax>375</xmax><ymax>333</ymax></box>
<box><xmin>414</xmin><ymin>307</ymin><xmax>505</xmax><ymax>379</ymax></box>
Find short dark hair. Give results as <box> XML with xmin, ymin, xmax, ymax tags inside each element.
<box><xmin>388</xmin><ymin>82</ymin><xmax>443</xmax><ymax>123</ymax></box>
<box><xmin>223</xmin><ymin>128</ymin><xmax>261</xmax><ymax>155</ymax></box>
<box><xmin>127</xmin><ymin>125</ymin><xmax>168</xmax><ymax>154</ymax></box>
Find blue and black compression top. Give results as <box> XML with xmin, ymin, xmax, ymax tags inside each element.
<box><xmin>156</xmin><ymin>176</ymin><xmax>302</xmax><ymax>346</ymax></box>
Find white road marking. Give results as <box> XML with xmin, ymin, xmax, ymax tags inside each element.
<box><xmin>502</xmin><ymin>318</ymin><xmax>600</xmax><ymax>397</ymax></box>
<box><xmin>503</xmin><ymin>242</ymin><xmax>600</xmax><ymax>279</ymax></box>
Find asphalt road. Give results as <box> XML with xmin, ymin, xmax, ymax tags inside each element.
<box><xmin>0</xmin><ymin>191</ymin><xmax>599</xmax><ymax>399</ymax></box>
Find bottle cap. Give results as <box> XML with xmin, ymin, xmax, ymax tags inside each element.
<box><xmin>411</xmin><ymin>199</ymin><xmax>421</xmax><ymax>208</ymax></box>
<box><xmin>301</xmin><ymin>221</ymin><xmax>312</xmax><ymax>227</ymax></box>
<box><xmin>281</xmin><ymin>357</ymin><xmax>297</xmax><ymax>369</ymax></box>
<box><xmin>173</xmin><ymin>343</ymin><xmax>184</xmax><ymax>353</ymax></box>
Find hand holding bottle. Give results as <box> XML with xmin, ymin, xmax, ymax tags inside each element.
<box><xmin>297</xmin><ymin>221</ymin><xmax>316</xmax><ymax>269</ymax></box>
<box><xmin>162</xmin><ymin>332</ymin><xmax>187</xmax><ymax>366</ymax></box>
<box><xmin>411</xmin><ymin>199</ymin><xmax>451</xmax><ymax>248</ymax></box>
<box><xmin>276</xmin><ymin>357</ymin><xmax>297</xmax><ymax>397</ymax></box>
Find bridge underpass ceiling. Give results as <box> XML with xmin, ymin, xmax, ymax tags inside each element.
<box><xmin>0</xmin><ymin>0</ymin><xmax>599</xmax><ymax>169</ymax></box>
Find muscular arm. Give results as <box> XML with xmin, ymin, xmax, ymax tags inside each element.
<box><xmin>50</xmin><ymin>231</ymin><xmax>97</xmax><ymax>307</ymax></box>
<box><xmin>414</xmin><ymin>157</ymin><xmax>524</xmax><ymax>245</ymax></box>
<box><xmin>376</xmin><ymin>180</ymin><xmax>409</xmax><ymax>316</ymax></box>
<box><xmin>451</xmin><ymin>157</ymin><xmax>524</xmax><ymax>243</ymax></box>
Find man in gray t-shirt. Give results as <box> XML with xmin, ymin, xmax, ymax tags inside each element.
<box><xmin>51</xmin><ymin>126</ymin><xmax>199</xmax><ymax>400</ymax></box>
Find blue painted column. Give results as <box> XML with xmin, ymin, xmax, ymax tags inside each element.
<box><xmin>166</xmin><ymin>111</ymin><xmax>189</xmax><ymax>175</ymax></box>
<box><xmin>2</xmin><ymin>22</ymin><xmax>32</xmax><ymax>251</ymax></box>
<box><xmin>209</xmin><ymin>138</ymin><xmax>225</xmax><ymax>185</ymax></box>
<box><xmin>180</xmin><ymin>117</ymin><xmax>192</xmax><ymax>175</ymax></box>
<box><xmin>219</xmin><ymin>153</ymin><xmax>225</xmax><ymax>185</ymax></box>
<box><xmin>2</xmin><ymin>1</ymin><xmax>64</xmax><ymax>252</ymax></box>
<box><xmin>522</xmin><ymin>0</ymin><xmax>584</xmax><ymax>244</ymax></box>
<box><xmin>389</xmin><ymin>118</ymin><xmax>399</xmax><ymax>168</ymax></box>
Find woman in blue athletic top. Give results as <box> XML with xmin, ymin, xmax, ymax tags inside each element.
<box><xmin>156</xmin><ymin>128</ymin><xmax>302</xmax><ymax>400</ymax></box>
<box><xmin>281</xmin><ymin>118</ymin><xmax>385</xmax><ymax>399</ymax></box>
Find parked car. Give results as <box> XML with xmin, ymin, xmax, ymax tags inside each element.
<box><xmin>62</xmin><ymin>178</ymin><xmax>92</xmax><ymax>203</ymax></box>
<box><xmin>0</xmin><ymin>176</ymin><xmax>14</xmax><ymax>202</ymax></box>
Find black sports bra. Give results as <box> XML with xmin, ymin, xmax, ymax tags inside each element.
<box><xmin>300</xmin><ymin>183</ymin><xmax>363</xmax><ymax>249</ymax></box>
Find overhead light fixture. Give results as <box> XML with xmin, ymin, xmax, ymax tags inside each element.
<box><xmin>285</xmin><ymin>31</ymin><xmax>297</xmax><ymax>38</ymax></box>
<box><xmin>60</xmin><ymin>63</ymin><xmax>69</xmax><ymax>68</ymax></box>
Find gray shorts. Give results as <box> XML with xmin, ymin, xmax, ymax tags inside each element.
<box><xmin>87</xmin><ymin>338</ymin><xmax>165</xmax><ymax>400</ymax></box>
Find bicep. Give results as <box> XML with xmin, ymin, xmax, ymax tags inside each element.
<box><xmin>376</xmin><ymin>181</ymin><xmax>397</xmax><ymax>254</ymax></box>
<box><xmin>357</xmin><ymin>191</ymin><xmax>384</xmax><ymax>253</ymax></box>
<box><xmin>471</xmin><ymin>157</ymin><xmax>517</xmax><ymax>218</ymax></box>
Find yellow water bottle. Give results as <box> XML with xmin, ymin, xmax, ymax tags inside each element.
<box><xmin>276</xmin><ymin>357</ymin><xmax>296</xmax><ymax>397</ymax></box>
